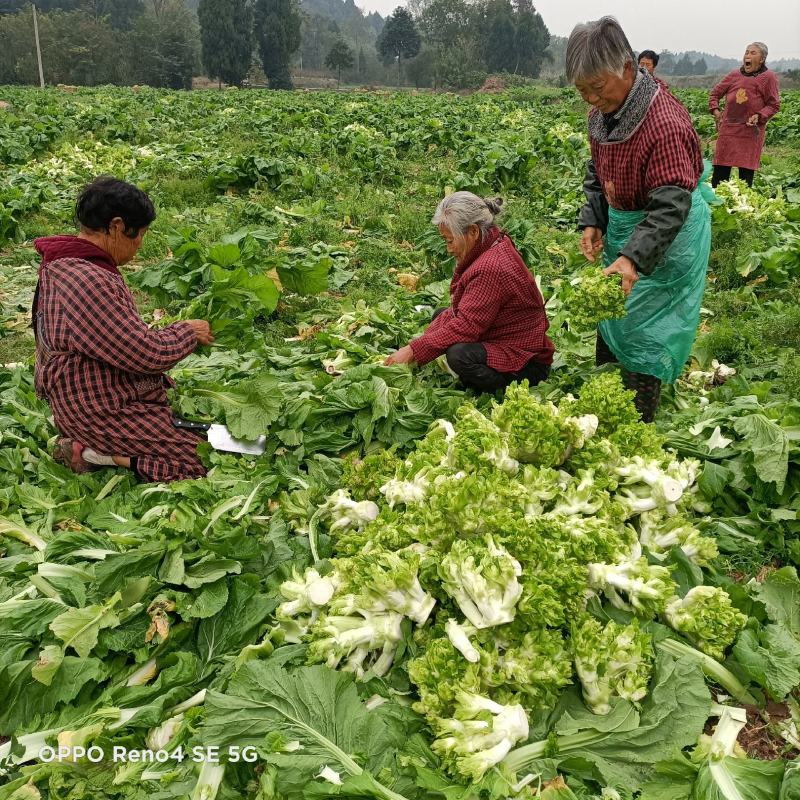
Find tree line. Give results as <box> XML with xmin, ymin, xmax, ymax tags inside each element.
<box><xmin>0</xmin><ymin>0</ymin><xmax>199</xmax><ymax>87</ymax></box>
<box><xmin>0</xmin><ymin>0</ymin><xmax>552</xmax><ymax>90</ymax></box>
<box><xmin>198</xmin><ymin>0</ymin><xmax>551</xmax><ymax>89</ymax></box>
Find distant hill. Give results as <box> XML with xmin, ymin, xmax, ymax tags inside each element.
<box><xmin>543</xmin><ymin>36</ymin><xmax>800</xmax><ymax>77</ymax></box>
<box><xmin>302</xmin><ymin>0</ymin><xmax>383</xmax><ymax>33</ymax></box>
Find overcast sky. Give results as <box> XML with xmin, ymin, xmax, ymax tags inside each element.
<box><xmin>355</xmin><ymin>0</ymin><xmax>800</xmax><ymax>60</ymax></box>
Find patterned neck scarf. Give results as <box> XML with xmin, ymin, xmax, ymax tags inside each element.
<box><xmin>589</xmin><ymin>68</ymin><xmax>659</xmax><ymax>144</ymax></box>
<box><xmin>740</xmin><ymin>64</ymin><xmax>768</xmax><ymax>77</ymax></box>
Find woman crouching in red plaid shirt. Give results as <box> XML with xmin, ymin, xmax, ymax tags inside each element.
<box><xmin>385</xmin><ymin>192</ymin><xmax>554</xmax><ymax>394</ymax></box>
<box><xmin>33</xmin><ymin>177</ymin><xmax>214</xmax><ymax>482</ymax></box>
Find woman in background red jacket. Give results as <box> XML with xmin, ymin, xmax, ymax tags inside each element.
<box><xmin>385</xmin><ymin>192</ymin><xmax>554</xmax><ymax>394</ymax></box>
<box><xmin>709</xmin><ymin>42</ymin><xmax>780</xmax><ymax>187</ymax></box>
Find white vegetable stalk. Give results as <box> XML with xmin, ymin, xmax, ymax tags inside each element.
<box><xmin>277</xmin><ymin>568</ymin><xmax>338</xmax><ymax>619</ymax></box>
<box><xmin>0</xmin><ymin>727</ymin><xmax>60</xmax><ymax>768</ymax></box>
<box><xmin>380</xmin><ymin>476</ymin><xmax>429</xmax><ymax>507</ymax></box>
<box><xmin>146</xmin><ymin>713</ymin><xmax>184</xmax><ymax>751</ymax></box>
<box><xmin>309</xmin><ymin>490</ymin><xmax>379</xmax><ymax>562</ymax></box>
<box><xmin>445</xmin><ymin>618</ymin><xmax>480</xmax><ymax>663</ymax></box>
<box><xmin>706</xmin><ymin>705</ymin><xmax>748</xmax><ymax>760</ymax></box>
<box><xmin>191</xmin><ymin>761</ymin><xmax>226</xmax><ymax>800</ymax></box>
<box><xmin>172</xmin><ymin>689</ymin><xmax>208</xmax><ymax>715</ymax></box>
<box><xmin>126</xmin><ymin>658</ymin><xmax>159</xmax><ymax>687</ymax></box>
<box><xmin>0</xmin><ymin>516</ymin><xmax>47</xmax><ymax>551</ymax></box>
<box><xmin>317</xmin><ymin>766</ymin><xmax>343</xmax><ymax>785</ymax></box>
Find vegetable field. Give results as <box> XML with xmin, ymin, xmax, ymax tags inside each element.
<box><xmin>1</xmin><ymin>84</ymin><xmax>800</xmax><ymax>799</ymax></box>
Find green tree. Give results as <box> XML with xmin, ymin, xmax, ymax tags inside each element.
<box><xmin>0</xmin><ymin>9</ymin><xmax>122</xmax><ymax>84</ymax></box>
<box><xmin>693</xmin><ymin>56</ymin><xmax>708</xmax><ymax>76</ymax></box>
<box><xmin>325</xmin><ymin>36</ymin><xmax>353</xmax><ymax>86</ymax></box>
<box><xmin>405</xmin><ymin>46</ymin><xmax>435</xmax><ymax>87</ymax></box>
<box><xmin>415</xmin><ymin>0</ymin><xmax>480</xmax><ymax>87</ymax></box>
<box><xmin>127</xmin><ymin>0</ymin><xmax>199</xmax><ymax>88</ymax></box>
<box><xmin>254</xmin><ymin>0</ymin><xmax>301</xmax><ymax>89</ymax></box>
<box><xmin>673</xmin><ymin>53</ymin><xmax>694</xmax><ymax>76</ymax></box>
<box><xmin>376</xmin><ymin>6</ymin><xmax>420</xmax><ymax>86</ymax></box>
<box><xmin>483</xmin><ymin>0</ymin><xmax>515</xmax><ymax>73</ymax></box>
<box><xmin>357</xmin><ymin>44</ymin><xmax>366</xmax><ymax>77</ymax></box>
<box><xmin>658</xmin><ymin>50</ymin><xmax>676</xmax><ymax>75</ymax></box>
<box><xmin>198</xmin><ymin>0</ymin><xmax>253</xmax><ymax>86</ymax></box>
<box><xmin>81</xmin><ymin>0</ymin><xmax>143</xmax><ymax>29</ymax></box>
<box><xmin>512</xmin><ymin>0</ymin><xmax>549</xmax><ymax>77</ymax></box>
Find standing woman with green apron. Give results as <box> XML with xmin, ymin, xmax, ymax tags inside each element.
<box><xmin>566</xmin><ymin>16</ymin><xmax>711</xmax><ymax>421</ymax></box>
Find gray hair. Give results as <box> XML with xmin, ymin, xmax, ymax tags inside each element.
<box><xmin>749</xmin><ymin>41</ymin><xmax>768</xmax><ymax>61</ymax></box>
<box><xmin>432</xmin><ymin>192</ymin><xmax>503</xmax><ymax>241</ymax></box>
<box><xmin>566</xmin><ymin>16</ymin><xmax>635</xmax><ymax>82</ymax></box>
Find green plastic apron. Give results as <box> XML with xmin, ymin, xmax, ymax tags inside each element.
<box><xmin>599</xmin><ymin>165</ymin><xmax>714</xmax><ymax>384</ymax></box>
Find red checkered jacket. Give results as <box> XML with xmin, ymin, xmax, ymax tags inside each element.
<box><xmin>410</xmin><ymin>227</ymin><xmax>554</xmax><ymax>372</ymax></box>
<box><xmin>590</xmin><ymin>87</ymin><xmax>703</xmax><ymax>210</ymax></box>
<box><xmin>33</xmin><ymin>236</ymin><xmax>205</xmax><ymax>482</ymax></box>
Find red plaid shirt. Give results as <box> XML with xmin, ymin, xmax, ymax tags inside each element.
<box><xmin>34</xmin><ymin>238</ymin><xmax>205</xmax><ymax>482</ymax></box>
<box><xmin>590</xmin><ymin>88</ymin><xmax>703</xmax><ymax>210</ymax></box>
<box><xmin>410</xmin><ymin>227</ymin><xmax>554</xmax><ymax>372</ymax></box>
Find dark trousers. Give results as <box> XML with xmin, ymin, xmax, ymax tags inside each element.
<box><xmin>711</xmin><ymin>165</ymin><xmax>755</xmax><ymax>188</ymax></box>
<box><xmin>596</xmin><ymin>332</ymin><xmax>662</xmax><ymax>423</ymax></box>
<box><xmin>445</xmin><ymin>343</ymin><xmax>550</xmax><ymax>394</ymax></box>
<box><xmin>431</xmin><ymin>308</ymin><xmax>550</xmax><ymax>393</ymax></box>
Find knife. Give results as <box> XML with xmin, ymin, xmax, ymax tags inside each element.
<box><xmin>173</xmin><ymin>417</ymin><xmax>267</xmax><ymax>456</ymax></box>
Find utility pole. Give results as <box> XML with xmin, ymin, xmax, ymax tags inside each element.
<box><xmin>32</xmin><ymin>3</ymin><xmax>45</xmax><ymax>88</ymax></box>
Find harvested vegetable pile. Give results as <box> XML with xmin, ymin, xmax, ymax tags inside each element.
<box><xmin>2</xmin><ymin>373</ymin><xmax>798</xmax><ymax>798</ymax></box>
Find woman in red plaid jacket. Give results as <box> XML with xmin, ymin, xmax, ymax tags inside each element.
<box><xmin>385</xmin><ymin>192</ymin><xmax>554</xmax><ymax>393</ymax></box>
<box><xmin>567</xmin><ymin>17</ymin><xmax>711</xmax><ymax>422</ymax></box>
<box><xmin>34</xmin><ymin>177</ymin><xmax>214</xmax><ymax>482</ymax></box>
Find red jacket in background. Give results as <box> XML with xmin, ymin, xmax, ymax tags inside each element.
<box><xmin>710</xmin><ymin>68</ymin><xmax>780</xmax><ymax>171</ymax></box>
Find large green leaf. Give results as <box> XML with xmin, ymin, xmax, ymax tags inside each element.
<box><xmin>196</xmin><ymin>576</ymin><xmax>276</xmax><ymax>669</ymax></box>
<box><xmin>508</xmin><ymin>653</ymin><xmax>711</xmax><ymax>792</ymax></box>
<box><xmin>277</xmin><ymin>253</ymin><xmax>332</xmax><ymax>296</ymax></box>
<box><xmin>693</xmin><ymin>754</ymin><xmax>785</xmax><ymax>800</ymax></box>
<box><xmin>0</xmin><ymin>657</ymin><xmax>109</xmax><ymax>733</ymax></box>
<box><xmin>0</xmin><ymin>598</ymin><xmax>65</xmax><ymax>637</ymax></box>
<box><xmin>732</xmin><ymin>414</ymin><xmax>790</xmax><ymax>492</ymax></box>
<box><xmin>750</xmin><ymin>567</ymin><xmax>800</xmax><ymax>637</ymax></box>
<box><xmin>194</xmin><ymin>375</ymin><xmax>284</xmax><ymax>440</ymax></box>
<box><xmin>49</xmin><ymin>594</ymin><xmax>121</xmax><ymax>658</ymax></box>
<box><xmin>203</xmin><ymin>663</ymin><xmax>413</xmax><ymax>799</ymax></box>
<box><xmin>731</xmin><ymin>624</ymin><xmax>800</xmax><ymax>700</ymax></box>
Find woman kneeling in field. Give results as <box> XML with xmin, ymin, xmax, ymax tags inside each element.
<box><xmin>34</xmin><ymin>177</ymin><xmax>213</xmax><ymax>482</ymax></box>
<box><xmin>385</xmin><ymin>191</ymin><xmax>554</xmax><ymax>393</ymax></box>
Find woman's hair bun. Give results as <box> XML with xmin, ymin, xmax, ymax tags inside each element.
<box><xmin>483</xmin><ymin>196</ymin><xmax>504</xmax><ymax>216</ymax></box>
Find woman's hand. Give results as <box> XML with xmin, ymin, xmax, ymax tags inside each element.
<box><xmin>746</xmin><ymin>113</ymin><xmax>760</xmax><ymax>127</ymax></box>
<box><xmin>384</xmin><ymin>345</ymin><xmax>415</xmax><ymax>366</ymax></box>
<box><xmin>580</xmin><ymin>226</ymin><xmax>605</xmax><ymax>263</ymax></box>
<box><xmin>604</xmin><ymin>256</ymin><xmax>639</xmax><ymax>295</ymax></box>
<box><xmin>713</xmin><ymin>109</ymin><xmax>722</xmax><ymax>129</ymax></box>
<box><xmin>186</xmin><ymin>319</ymin><xmax>214</xmax><ymax>346</ymax></box>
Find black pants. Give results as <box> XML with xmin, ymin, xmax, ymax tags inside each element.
<box><xmin>430</xmin><ymin>308</ymin><xmax>550</xmax><ymax>393</ymax></box>
<box><xmin>444</xmin><ymin>343</ymin><xmax>550</xmax><ymax>394</ymax></box>
<box><xmin>431</xmin><ymin>308</ymin><xmax>550</xmax><ymax>393</ymax></box>
<box><xmin>711</xmin><ymin>165</ymin><xmax>755</xmax><ymax>188</ymax></box>
<box><xmin>596</xmin><ymin>332</ymin><xmax>662</xmax><ymax>423</ymax></box>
